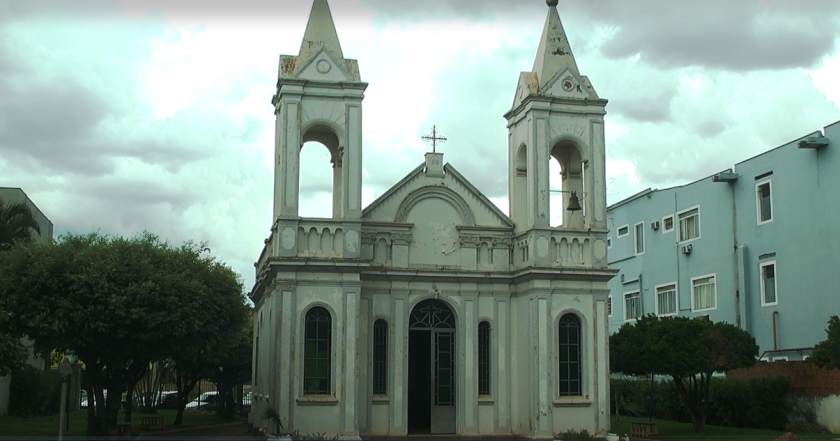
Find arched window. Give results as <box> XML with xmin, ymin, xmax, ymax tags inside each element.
<box><xmin>304</xmin><ymin>307</ymin><xmax>331</xmax><ymax>395</ymax></box>
<box><xmin>373</xmin><ymin>319</ymin><xmax>388</xmax><ymax>395</ymax></box>
<box><xmin>558</xmin><ymin>314</ymin><xmax>582</xmax><ymax>396</ymax></box>
<box><xmin>478</xmin><ymin>321</ymin><xmax>491</xmax><ymax>395</ymax></box>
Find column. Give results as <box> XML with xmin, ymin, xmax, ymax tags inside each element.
<box><xmin>462</xmin><ymin>291</ymin><xmax>478</xmax><ymax>434</ymax></box>
<box><xmin>494</xmin><ymin>295</ymin><xmax>511</xmax><ymax>433</ymax></box>
<box><xmin>595</xmin><ymin>297</ymin><xmax>610</xmax><ymax>432</ymax></box>
<box><xmin>278</xmin><ymin>283</ymin><xmax>297</xmax><ymax>430</ymax></box>
<box><xmin>342</xmin><ymin>284</ymin><xmax>361</xmax><ymax>437</ymax></box>
<box><xmin>390</xmin><ymin>288</ymin><xmax>409</xmax><ymax>434</ymax></box>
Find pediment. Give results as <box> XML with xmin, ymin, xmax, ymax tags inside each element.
<box><xmin>363</xmin><ymin>162</ymin><xmax>513</xmax><ymax>229</ymax></box>
<box><xmin>541</xmin><ymin>68</ymin><xmax>599</xmax><ymax>100</ymax></box>
<box><xmin>295</xmin><ymin>46</ymin><xmax>350</xmax><ymax>82</ymax></box>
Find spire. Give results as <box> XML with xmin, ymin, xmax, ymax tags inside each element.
<box><xmin>532</xmin><ymin>1</ymin><xmax>579</xmax><ymax>89</ymax></box>
<box><xmin>297</xmin><ymin>0</ymin><xmax>345</xmax><ymax>69</ymax></box>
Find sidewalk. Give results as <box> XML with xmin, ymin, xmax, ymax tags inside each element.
<box><xmin>137</xmin><ymin>421</ymin><xmax>251</xmax><ymax>439</ymax></box>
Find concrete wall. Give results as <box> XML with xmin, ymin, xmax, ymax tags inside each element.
<box><xmin>607</xmin><ymin>120</ymin><xmax>840</xmax><ymax>360</ymax></box>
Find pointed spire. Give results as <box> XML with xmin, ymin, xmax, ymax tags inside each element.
<box><xmin>297</xmin><ymin>0</ymin><xmax>345</xmax><ymax>70</ymax></box>
<box><xmin>532</xmin><ymin>1</ymin><xmax>579</xmax><ymax>89</ymax></box>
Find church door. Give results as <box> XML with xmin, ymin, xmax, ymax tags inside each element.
<box><xmin>408</xmin><ymin>299</ymin><xmax>456</xmax><ymax>434</ymax></box>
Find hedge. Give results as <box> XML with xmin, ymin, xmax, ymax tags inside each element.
<box><xmin>610</xmin><ymin>375</ymin><xmax>788</xmax><ymax>430</ymax></box>
<box><xmin>8</xmin><ymin>365</ymin><xmax>62</xmax><ymax>417</ymax></box>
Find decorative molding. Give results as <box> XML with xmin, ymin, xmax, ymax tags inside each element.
<box><xmin>394</xmin><ymin>186</ymin><xmax>476</xmax><ymax>225</ymax></box>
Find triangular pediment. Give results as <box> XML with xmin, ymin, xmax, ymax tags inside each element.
<box><xmin>363</xmin><ymin>162</ymin><xmax>513</xmax><ymax>229</ymax></box>
<box><xmin>296</xmin><ymin>46</ymin><xmax>350</xmax><ymax>82</ymax></box>
<box><xmin>541</xmin><ymin>68</ymin><xmax>598</xmax><ymax>100</ymax></box>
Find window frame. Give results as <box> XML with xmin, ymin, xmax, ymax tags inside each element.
<box><xmin>691</xmin><ymin>273</ymin><xmax>717</xmax><ymax>312</ymax></box>
<box><xmin>623</xmin><ymin>290</ymin><xmax>642</xmax><ymax>322</ymax></box>
<box><xmin>607</xmin><ymin>295</ymin><xmax>613</xmax><ymax>317</ymax></box>
<box><xmin>303</xmin><ymin>306</ymin><xmax>333</xmax><ymax>396</ymax></box>
<box><xmin>756</xmin><ymin>180</ymin><xmax>774</xmax><ymax>225</ymax></box>
<box><xmin>677</xmin><ymin>205</ymin><xmax>701</xmax><ymax>243</ymax></box>
<box><xmin>607</xmin><ymin>237</ymin><xmax>612</xmax><ymax>249</ymax></box>
<box><xmin>617</xmin><ymin>224</ymin><xmax>629</xmax><ymax>238</ymax></box>
<box><xmin>662</xmin><ymin>215</ymin><xmax>674</xmax><ymax>233</ymax></box>
<box><xmin>634</xmin><ymin>222</ymin><xmax>645</xmax><ymax>255</ymax></box>
<box><xmin>557</xmin><ymin>313</ymin><xmax>583</xmax><ymax>397</ymax></box>
<box><xmin>760</xmin><ymin>260</ymin><xmax>778</xmax><ymax>306</ymax></box>
<box><xmin>372</xmin><ymin>319</ymin><xmax>388</xmax><ymax>396</ymax></box>
<box><xmin>654</xmin><ymin>282</ymin><xmax>678</xmax><ymax>317</ymax></box>
<box><xmin>478</xmin><ymin>321</ymin><xmax>491</xmax><ymax>396</ymax></box>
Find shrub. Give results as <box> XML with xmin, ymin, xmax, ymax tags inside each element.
<box><xmin>610</xmin><ymin>377</ymin><xmax>686</xmax><ymax>422</ymax></box>
<box><xmin>8</xmin><ymin>365</ymin><xmax>62</xmax><ymax>417</ymax></box>
<box><xmin>707</xmin><ymin>376</ymin><xmax>789</xmax><ymax>430</ymax></box>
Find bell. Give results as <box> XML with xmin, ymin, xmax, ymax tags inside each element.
<box><xmin>567</xmin><ymin>192</ymin><xmax>582</xmax><ymax>211</ymax></box>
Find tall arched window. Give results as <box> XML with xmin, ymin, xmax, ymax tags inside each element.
<box><xmin>478</xmin><ymin>321</ymin><xmax>491</xmax><ymax>395</ymax></box>
<box><xmin>304</xmin><ymin>307</ymin><xmax>331</xmax><ymax>395</ymax></box>
<box><xmin>373</xmin><ymin>319</ymin><xmax>388</xmax><ymax>395</ymax></box>
<box><xmin>558</xmin><ymin>313</ymin><xmax>582</xmax><ymax>396</ymax></box>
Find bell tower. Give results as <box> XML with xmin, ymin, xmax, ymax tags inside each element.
<box><xmin>505</xmin><ymin>0</ymin><xmax>608</xmax><ymax>236</ymax></box>
<box><xmin>272</xmin><ymin>0</ymin><xmax>367</xmax><ymax>222</ymax></box>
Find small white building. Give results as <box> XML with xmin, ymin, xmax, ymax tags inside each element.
<box><xmin>250</xmin><ymin>1</ymin><xmax>616</xmax><ymax>439</ymax></box>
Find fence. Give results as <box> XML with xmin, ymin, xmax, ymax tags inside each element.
<box><xmin>727</xmin><ymin>360</ymin><xmax>840</xmax><ymax>396</ymax></box>
<box><xmin>76</xmin><ymin>380</ymin><xmax>252</xmax><ymax>415</ymax></box>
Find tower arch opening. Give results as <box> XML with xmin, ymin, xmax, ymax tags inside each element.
<box><xmin>550</xmin><ymin>140</ymin><xmax>586</xmax><ymax>229</ymax></box>
<box><xmin>299</xmin><ymin>124</ymin><xmax>342</xmax><ymax>218</ymax></box>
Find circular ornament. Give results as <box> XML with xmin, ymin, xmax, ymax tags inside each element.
<box><xmin>562</xmin><ymin>76</ymin><xmax>574</xmax><ymax>91</ymax></box>
<box><xmin>316</xmin><ymin>59</ymin><xmax>331</xmax><ymax>74</ymax></box>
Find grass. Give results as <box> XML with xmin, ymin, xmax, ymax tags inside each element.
<box><xmin>0</xmin><ymin>408</ymin><xmax>240</xmax><ymax>437</ymax></box>
<box><xmin>610</xmin><ymin>417</ymin><xmax>837</xmax><ymax>441</ymax></box>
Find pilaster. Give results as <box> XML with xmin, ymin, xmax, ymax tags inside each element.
<box><xmin>390</xmin><ymin>288</ymin><xmax>409</xmax><ymax>435</ymax></box>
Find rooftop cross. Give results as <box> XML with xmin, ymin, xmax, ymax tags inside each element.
<box><xmin>421</xmin><ymin>125</ymin><xmax>447</xmax><ymax>153</ymax></box>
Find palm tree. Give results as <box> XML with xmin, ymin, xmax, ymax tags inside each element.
<box><xmin>0</xmin><ymin>196</ymin><xmax>42</xmax><ymax>251</ymax></box>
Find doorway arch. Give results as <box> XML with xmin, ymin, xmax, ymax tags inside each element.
<box><xmin>408</xmin><ymin>299</ymin><xmax>456</xmax><ymax>434</ymax></box>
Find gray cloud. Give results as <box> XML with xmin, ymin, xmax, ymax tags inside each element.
<box><xmin>609</xmin><ymin>93</ymin><xmax>673</xmax><ymax>123</ymax></box>
<box><xmin>695</xmin><ymin>120</ymin><xmax>727</xmax><ymax>139</ymax></box>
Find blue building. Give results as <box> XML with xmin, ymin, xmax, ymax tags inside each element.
<box><xmin>606</xmin><ymin>120</ymin><xmax>840</xmax><ymax>361</ymax></box>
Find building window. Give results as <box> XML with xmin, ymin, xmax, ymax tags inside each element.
<box><xmin>373</xmin><ymin>319</ymin><xmax>388</xmax><ymax>395</ymax></box>
<box><xmin>760</xmin><ymin>261</ymin><xmax>777</xmax><ymax>305</ymax></box>
<box><xmin>617</xmin><ymin>225</ymin><xmax>629</xmax><ymax>237</ymax></box>
<box><xmin>607</xmin><ymin>296</ymin><xmax>612</xmax><ymax>317</ymax></box>
<box><xmin>478</xmin><ymin>321</ymin><xmax>491</xmax><ymax>395</ymax></box>
<box><xmin>304</xmin><ymin>307</ymin><xmax>331</xmax><ymax>395</ymax></box>
<box><xmin>692</xmin><ymin>274</ymin><xmax>717</xmax><ymax>311</ymax></box>
<box><xmin>558</xmin><ymin>314</ymin><xmax>581</xmax><ymax>396</ymax></box>
<box><xmin>634</xmin><ymin>222</ymin><xmax>645</xmax><ymax>255</ymax></box>
<box><xmin>678</xmin><ymin>207</ymin><xmax>700</xmax><ymax>242</ymax></box>
<box><xmin>662</xmin><ymin>215</ymin><xmax>674</xmax><ymax>233</ymax></box>
<box><xmin>624</xmin><ymin>291</ymin><xmax>642</xmax><ymax>321</ymax></box>
<box><xmin>607</xmin><ymin>237</ymin><xmax>612</xmax><ymax>248</ymax></box>
<box><xmin>756</xmin><ymin>181</ymin><xmax>773</xmax><ymax>225</ymax></box>
<box><xmin>656</xmin><ymin>283</ymin><xmax>677</xmax><ymax>316</ymax></box>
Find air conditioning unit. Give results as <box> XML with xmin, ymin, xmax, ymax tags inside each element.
<box><xmin>681</xmin><ymin>244</ymin><xmax>692</xmax><ymax>255</ymax></box>
<box><xmin>651</xmin><ymin>220</ymin><xmax>660</xmax><ymax>230</ymax></box>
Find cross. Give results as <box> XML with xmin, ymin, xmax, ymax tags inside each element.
<box><xmin>421</xmin><ymin>125</ymin><xmax>447</xmax><ymax>153</ymax></box>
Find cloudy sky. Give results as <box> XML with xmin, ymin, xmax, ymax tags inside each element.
<box><xmin>2</xmin><ymin>0</ymin><xmax>839</xmax><ymax>291</ymax></box>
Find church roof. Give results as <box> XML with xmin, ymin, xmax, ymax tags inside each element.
<box><xmin>296</xmin><ymin>0</ymin><xmax>345</xmax><ymax>75</ymax></box>
<box><xmin>532</xmin><ymin>3</ymin><xmax>579</xmax><ymax>90</ymax></box>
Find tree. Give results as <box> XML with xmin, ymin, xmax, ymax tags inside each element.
<box><xmin>610</xmin><ymin>315</ymin><xmax>758</xmax><ymax>432</ymax></box>
<box><xmin>0</xmin><ymin>197</ymin><xmax>42</xmax><ymax>251</ymax></box>
<box><xmin>0</xmin><ymin>232</ymin><xmax>247</xmax><ymax>436</ymax></box>
<box><xmin>811</xmin><ymin>315</ymin><xmax>840</xmax><ymax>370</ymax></box>
<box><xmin>0</xmin><ymin>197</ymin><xmax>41</xmax><ymax>376</ymax></box>
<box><xmin>211</xmin><ymin>317</ymin><xmax>253</xmax><ymax>419</ymax></box>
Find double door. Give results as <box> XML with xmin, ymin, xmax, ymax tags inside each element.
<box><xmin>408</xmin><ymin>329</ymin><xmax>455</xmax><ymax>434</ymax></box>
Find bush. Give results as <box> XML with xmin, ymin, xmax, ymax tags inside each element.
<box><xmin>707</xmin><ymin>376</ymin><xmax>789</xmax><ymax>430</ymax></box>
<box><xmin>610</xmin><ymin>377</ymin><xmax>686</xmax><ymax>422</ymax></box>
<box><xmin>8</xmin><ymin>365</ymin><xmax>62</xmax><ymax>417</ymax></box>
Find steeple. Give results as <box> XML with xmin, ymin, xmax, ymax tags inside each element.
<box><xmin>532</xmin><ymin>1</ymin><xmax>579</xmax><ymax>89</ymax></box>
<box><xmin>296</xmin><ymin>0</ymin><xmax>345</xmax><ymax>73</ymax></box>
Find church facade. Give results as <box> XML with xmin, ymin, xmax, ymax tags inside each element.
<box><xmin>249</xmin><ymin>1</ymin><xmax>616</xmax><ymax>439</ymax></box>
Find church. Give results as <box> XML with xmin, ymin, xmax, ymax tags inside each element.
<box><xmin>249</xmin><ymin>0</ymin><xmax>616</xmax><ymax>438</ymax></box>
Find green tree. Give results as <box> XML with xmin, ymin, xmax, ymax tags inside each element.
<box><xmin>811</xmin><ymin>315</ymin><xmax>840</xmax><ymax>370</ymax></box>
<box><xmin>0</xmin><ymin>197</ymin><xmax>41</xmax><ymax>376</ymax></box>
<box><xmin>211</xmin><ymin>317</ymin><xmax>253</xmax><ymax>419</ymax></box>
<box><xmin>610</xmin><ymin>315</ymin><xmax>758</xmax><ymax>432</ymax></box>
<box><xmin>0</xmin><ymin>232</ymin><xmax>247</xmax><ymax>436</ymax></box>
<box><xmin>0</xmin><ymin>197</ymin><xmax>42</xmax><ymax>251</ymax></box>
